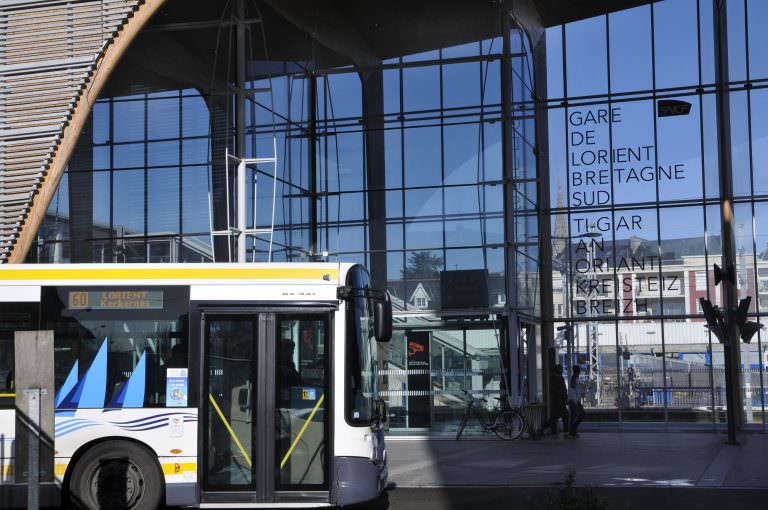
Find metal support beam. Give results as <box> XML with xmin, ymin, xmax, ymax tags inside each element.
<box><xmin>533</xmin><ymin>32</ymin><xmax>554</xmax><ymax>418</ymax></box>
<box><xmin>143</xmin><ymin>18</ymin><xmax>262</xmax><ymax>33</ymax></box>
<box><xmin>501</xmin><ymin>12</ymin><xmax>520</xmax><ymax>400</ymax></box>
<box><xmin>308</xmin><ymin>74</ymin><xmax>319</xmax><ymax>257</ymax></box>
<box><xmin>504</xmin><ymin>0</ymin><xmax>545</xmax><ymax>48</ymax></box>
<box><xmin>236</xmin><ymin>0</ymin><xmax>247</xmax><ymax>263</ymax></box>
<box><xmin>209</xmin><ymin>95</ymin><xmax>233</xmax><ymax>262</ymax></box>
<box><xmin>361</xmin><ymin>69</ymin><xmax>387</xmax><ymax>291</ymax></box>
<box><xmin>713</xmin><ymin>0</ymin><xmax>742</xmax><ymax>443</ymax></box>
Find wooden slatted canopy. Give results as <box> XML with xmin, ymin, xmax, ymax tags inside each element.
<box><xmin>0</xmin><ymin>0</ymin><xmax>167</xmax><ymax>263</ymax></box>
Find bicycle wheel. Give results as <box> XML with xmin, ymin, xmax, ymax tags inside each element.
<box><xmin>492</xmin><ymin>410</ymin><xmax>525</xmax><ymax>440</ymax></box>
<box><xmin>455</xmin><ymin>411</ymin><xmax>470</xmax><ymax>441</ymax></box>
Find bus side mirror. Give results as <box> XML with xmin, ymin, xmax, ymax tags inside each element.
<box><xmin>374</xmin><ymin>294</ymin><xmax>392</xmax><ymax>342</ymax></box>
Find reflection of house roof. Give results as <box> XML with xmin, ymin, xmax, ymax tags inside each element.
<box><xmin>388</xmin><ymin>272</ymin><xmax>505</xmax><ymax>312</ymax></box>
<box><xmin>388</xmin><ymin>291</ymin><xmax>492</xmax><ymax>358</ymax></box>
<box><xmin>408</xmin><ymin>282</ymin><xmax>433</xmax><ymax>303</ymax></box>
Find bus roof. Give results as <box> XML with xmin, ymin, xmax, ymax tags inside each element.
<box><xmin>0</xmin><ymin>263</ymin><xmax>352</xmax><ymax>286</ymax></box>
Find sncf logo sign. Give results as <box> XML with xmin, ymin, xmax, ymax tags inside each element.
<box><xmin>658</xmin><ymin>99</ymin><xmax>692</xmax><ymax>117</ymax></box>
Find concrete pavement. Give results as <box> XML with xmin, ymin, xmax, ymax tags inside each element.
<box><xmin>345</xmin><ymin>431</ymin><xmax>768</xmax><ymax>509</ymax></box>
<box><xmin>385</xmin><ymin>431</ymin><xmax>768</xmax><ymax>489</ymax></box>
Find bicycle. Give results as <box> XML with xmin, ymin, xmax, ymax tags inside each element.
<box><xmin>454</xmin><ymin>390</ymin><xmax>525</xmax><ymax>441</ymax></box>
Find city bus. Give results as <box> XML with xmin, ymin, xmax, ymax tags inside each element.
<box><xmin>0</xmin><ymin>263</ymin><xmax>390</xmax><ymax>509</ymax></box>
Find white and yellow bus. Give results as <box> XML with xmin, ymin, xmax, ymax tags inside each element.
<box><xmin>0</xmin><ymin>263</ymin><xmax>390</xmax><ymax>509</ymax></box>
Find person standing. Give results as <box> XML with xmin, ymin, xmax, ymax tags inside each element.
<box><xmin>545</xmin><ymin>364</ymin><xmax>569</xmax><ymax>435</ymax></box>
<box><xmin>568</xmin><ymin>365</ymin><xmax>585</xmax><ymax>437</ymax></box>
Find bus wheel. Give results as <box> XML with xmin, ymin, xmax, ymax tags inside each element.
<box><xmin>67</xmin><ymin>440</ymin><xmax>164</xmax><ymax>510</ymax></box>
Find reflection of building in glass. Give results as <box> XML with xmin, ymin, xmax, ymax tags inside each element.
<box><xmin>34</xmin><ymin>212</ymin><xmax>212</xmax><ymax>264</ymax></box>
<box><xmin>4</xmin><ymin>0</ymin><xmax>768</xmax><ymax>434</ymax></box>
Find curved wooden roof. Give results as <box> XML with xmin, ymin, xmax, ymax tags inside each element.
<box><xmin>0</xmin><ymin>0</ymin><xmax>167</xmax><ymax>263</ymax></box>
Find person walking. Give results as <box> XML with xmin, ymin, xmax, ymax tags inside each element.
<box><xmin>545</xmin><ymin>364</ymin><xmax>569</xmax><ymax>435</ymax></box>
<box><xmin>567</xmin><ymin>365</ymin><xmax>585</xmax><ymax>437</ymax></box>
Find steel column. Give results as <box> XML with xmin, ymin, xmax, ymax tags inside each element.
<box><xmin>501</xmin><ymin>12</ymin><xmax>521</xmax><ymax>400</ymax></box>
<box><xmin>713</xmin><ymin>0</ymin><xmax>742</xmax><ymax>443</ymax></box>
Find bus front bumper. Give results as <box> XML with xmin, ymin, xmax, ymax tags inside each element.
<box><xmin>331</xmin><ymin>456</ymin><xmax>387</xmax><ymax>507</ymax></box>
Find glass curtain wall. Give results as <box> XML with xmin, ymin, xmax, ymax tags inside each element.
<box><xmin>30</xmin><ymin>90</ymin><xmax>215</xmax><ymax>263</ymax></box>
<box><xmin>377</xmin><ymin>25</ymin><xmax>539</xmax><ymax>434</ymax></box>
<box><xmin>27</xmin><ymin>4</ymin><xmax>315</xmax><ymax>265</ymax></box>
<box><xmin>22</xmin><ymin>0</ymin><xmax>542</xmax><ymax>436</ymax></box>
<box><xmin>548</xmin><ymin>0</ymin><xmax>766</xmax><ymax>428</ymax></box>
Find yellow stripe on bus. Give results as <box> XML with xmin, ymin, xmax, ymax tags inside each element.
<box><xmin>5</xmin><ymin>463</ymin><xmax>193</xmax><ymax>478</ymax></box>
<box><xmin>208</xmin><ymin>393</ymin><xmax>252</xmax><ymax>468</ymax></box>
<box><xmin>280</xmin><ymin>393</ymin><xmax>325</xmax><ymax>470</ymax></box>
<box><xmin>161</xmin><ymin>462</ymin><xmax>197</xmax><ymax>475</ymax></box>
<box><xmin>0</xmin><ymin>393</ymin><xmax>14</xmax><ymax>398</ymax></box>
<box><xmin>0</xmin><ymin>267</ymin><xmax>338</xmax><ymax>282</ymax></box>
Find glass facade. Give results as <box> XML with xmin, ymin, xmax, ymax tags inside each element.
<box><xmin>18</xmin><ymin>0</ymin><xmax>768</xmax><ymax>434</ymax></box>
<box><xmin>548</xmin><ymin>0</ymin><xmax>766</xmax><ymax>428</ymax></box>
<box><xmin>23</xmin><ymin>1</ymin><xmax>541</xmax><ymax>435</ymax></box>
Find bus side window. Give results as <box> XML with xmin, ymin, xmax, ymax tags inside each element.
<box><xmin>165</xmin><ymin>342</ymin><xmax>187</xmax><ymax>368</ymax></box>
<box><xmin>0</xmin><ymin>303</ymin><xmax>39</xmax><ymax>407</ymax></box>
<box><xmin>0</xmin><ymin>342</ymin><xmax>12</xmax><ymax>393</ymax></box>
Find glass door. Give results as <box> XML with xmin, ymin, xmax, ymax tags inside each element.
<box><xmin>204</xmin><ymin>316</ymin><xmax>258</xmax><ymax>492</ymax></box>
<box><xmin>275</xmin><ymin>315</ymin><xmax>329</xmax><ymax>490</ymax></box>
<box><xmin>201</xmin><ymin>311</ymin><xmax>330</xmax><ymax>502</ymax></box>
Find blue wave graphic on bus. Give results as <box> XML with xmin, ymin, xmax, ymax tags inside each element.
<box><xmin>55</xmin><ymin>412</ymin><xmax>196</xmax><ymax>439</ymax></box>
<box><xmin>55</xmin><ymin>338</ymin><xmax>149</xmax><ymax>410</ymax></box>
<box><xmin>56</xmin><ymin>339</ymin><xmax>108</xmax><ymax>409</ymax></box>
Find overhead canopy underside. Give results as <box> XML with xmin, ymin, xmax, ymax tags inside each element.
<box><xmin>3</xmin><ymin>0</ymin><xmax>656</xmax><ymax>263</ymax></box>
<box><xmin>105</xmin><ymin>0</ymin><xmax>657</xmax><ymax>96</ymax></box>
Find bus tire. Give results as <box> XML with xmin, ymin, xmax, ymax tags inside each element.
<box><xmin>66</xmin><ymin>440</ymin><xmax>164</xmax><ymax>510</ymax></box>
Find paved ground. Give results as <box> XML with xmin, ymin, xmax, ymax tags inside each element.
<box><xmin>342</xmin><ymin>431</ymin><xmax>768</xmax><ymax>509</ymax></box>
<box><xmin>385</xmin><ymin>431</ymin><xmax>768</xmax><ymax>489</ymax></box>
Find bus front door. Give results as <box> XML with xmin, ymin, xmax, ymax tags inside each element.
<box><xmin>201</xmin><ymin>311</ymin><xmax>330</xmax><ymax>504</ymax></box>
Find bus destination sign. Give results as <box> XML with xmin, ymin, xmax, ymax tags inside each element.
<box><xmin>68</xmin><ymin>290</ymin><xmax>164</xmax><ymax>310</ymax></box>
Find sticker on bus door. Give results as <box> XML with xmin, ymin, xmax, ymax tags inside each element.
<box><xmin>166</xmin><ymin>368</ymin><xmax>189</xmax><ymax>407</ymax></box>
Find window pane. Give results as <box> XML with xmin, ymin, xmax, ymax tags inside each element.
<box><xmin>609</xmin><ymin>6</ymin><xmax>652</xmax><ymax>94</ymax></box>
<box><xmin>565</xmin><ymin>17</ymin><xmax>607</xmax><ymax>97</ymax></box>
<box><xmin>276</xmin><ymin>316</ymin><xmax>327</xmax><ymax>487</ymax></box>
<box><xmin>404</xmin><ymin>126</ymin><xmax>441</xmax><ymax>187</ymax></box>
<box><xmin>653</xmin><ymin>0</ymin><xmax>699</xmax><ymax>89</ymax></box>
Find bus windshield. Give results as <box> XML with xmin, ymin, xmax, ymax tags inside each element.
<box><xmin>345</xmin><ymin>266</ymin><xmax>379</xmax><ymax>426</ymax></box>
